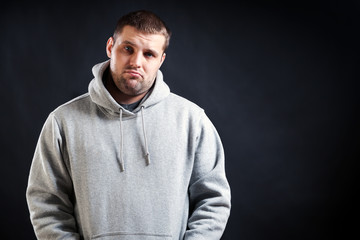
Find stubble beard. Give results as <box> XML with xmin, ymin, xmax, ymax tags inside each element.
<box><xmin>115</xmin><ymin>73</ymin><xmax>154</xmax><ymax>97</ymax></box>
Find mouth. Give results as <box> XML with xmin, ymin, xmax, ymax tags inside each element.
<box><xmin>124</xmin><ymin>70</ymin><xmax>143</xmax><ymax>78</ymax></box>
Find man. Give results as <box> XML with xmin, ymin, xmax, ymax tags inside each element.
<box><xmin>26</xmin><ymin>10</ymin><xmax>231</xmax><ymax>240</ymax></box>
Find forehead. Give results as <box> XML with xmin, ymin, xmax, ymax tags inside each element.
<box><xmin>116</xmin><ymin>25</ymin><xmax>166</xmax><ymax>51</ymax></box>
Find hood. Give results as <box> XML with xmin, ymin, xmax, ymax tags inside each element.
<box><xmin>88</xmin><ymin>60</ymin><xmax>170</xmax><ymax>171</ymax></box>
<box><xmin>89</xmin><ymin>60</ymin><xmax>170</xmax><ymax>117</ymax></box>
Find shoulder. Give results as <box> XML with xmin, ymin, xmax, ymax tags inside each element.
<box><xmin>51</xmin><ymin>93</ymin><xmax>92</xmax><ymax>118</ymax></box>
<box><xmin>167</xmin><ymin>93</ymin><xmax>204</xmax><ymax>113</ymax></box>
<box><xmin>159</xmin><ymin>93</ymin><xmax>209</xmax><ymax>127</ymax></box>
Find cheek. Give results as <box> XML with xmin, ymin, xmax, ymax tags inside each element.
<box><xmin>145</xmin><ymin>61</ymin><xmax>162</xmax><ymax>73</ymax></box>
<box><xmin>112</xmin><ymin>54</ymin><xmax>128</xmax><ymax>70</ymax></box>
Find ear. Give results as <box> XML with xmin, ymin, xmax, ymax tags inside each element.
<box><xmin>159</xmin><ymin>52</ymin><xmax>166</xmax><ymax>68</ymax></box>
<box><xmin>106</xmin><ymin>37</ymin><xmax>114</xmax><ymax>58</ymax></box>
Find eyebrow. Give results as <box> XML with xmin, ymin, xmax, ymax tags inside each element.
<box><xmin>122</xmin><ymin>40</ymin><xmax>136</xmax><ymax>46</ymax></box>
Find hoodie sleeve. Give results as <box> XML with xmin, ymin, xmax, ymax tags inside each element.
<box><xmin>26</xmin><ymin>113</ymin><xmax>80</xmax><ymax>239</ymax></box>
<box><xmin>185</xmin><ymin>111</ymin><xmax>231</xmax><ymax>240</ymax></box>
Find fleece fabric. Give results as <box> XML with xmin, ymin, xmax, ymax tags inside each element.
<box><xmin>26</xmin><ymin>60</ymin><xmax>231</xmax><ymax>240</ymax></box>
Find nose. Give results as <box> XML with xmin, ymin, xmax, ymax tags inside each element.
<box><xmin>129</xmin><ymin>52</ymin><xmax>142</xmax><ymax>68</ymax></box>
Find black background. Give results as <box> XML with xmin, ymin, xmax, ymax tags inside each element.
<box><xmin>1</xmin><ymin>0</ymin><xmax>359</xmax><ymax>239</ymax></box>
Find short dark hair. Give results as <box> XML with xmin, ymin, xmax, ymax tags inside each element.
<box><xmin>113</xmin><ymin>10</ymin><xmax>171</xmax><ymax>51</ymax></box>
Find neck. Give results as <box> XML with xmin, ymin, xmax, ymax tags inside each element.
<box><xmin>104</xmin><ymin>69</ymin><xmax>147</xmax><ymax>105</ymax></box>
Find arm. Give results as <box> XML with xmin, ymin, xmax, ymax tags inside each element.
<box><xmin>185</xmin><ymin>112</ymin><xmax>231</xmax><ymax>240</ymax></box>
<box><xmin>26</xmin><ymin>113</ymin><xmax>80</xmax><ymax>239</ymax></box>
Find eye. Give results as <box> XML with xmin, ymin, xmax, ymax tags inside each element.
<box><xmin>124</xmin><ymin>46</ymin><xmax>133</xmax><ymax>53</ymax></box>
<box><xmin>144</xmin><ymin>52</ymin><xmax>154</xmax><ymax>58</ymax></box>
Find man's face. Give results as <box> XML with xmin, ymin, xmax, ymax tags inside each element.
<box><xmin>106</xmin><ymin>25</ymin><xmax>166</xmax><ymax>97</ymax></box>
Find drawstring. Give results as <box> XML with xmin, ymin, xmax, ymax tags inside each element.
<box><xmin>119</xmin><ymin>109</ymin><xmax>125</xmax><ymax>172</ymax></box>
<box><xmin>141</xmin><ymin>106</ymin><xmax>151</xmax><ymax>166</ymax></box>
<box><xmin>118</xmin><ymin>106</ymin><xmax>151</xmax><ymax>172</ymax></box>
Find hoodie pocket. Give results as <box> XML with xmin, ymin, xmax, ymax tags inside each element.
<box><xmin>91</xmin><ymin>231</ymin><xmax>172</xmax><ymax>240</ymax></box>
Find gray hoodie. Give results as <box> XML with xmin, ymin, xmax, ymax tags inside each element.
<box><xmin>26</xmin><ymin>60</ymin><xmax>231</xmax><ymax>240</ymax></box>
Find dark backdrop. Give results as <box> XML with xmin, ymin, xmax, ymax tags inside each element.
<box><xmin>1</xmin><ymin>0</ymin><xmax>359</xmax><ymax>239</ymax></box>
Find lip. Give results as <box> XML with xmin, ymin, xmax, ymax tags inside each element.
<box><xmin>124</xmin><ymin>70</ymin><xmax>142</xmax><ymax>78</ymax></box>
